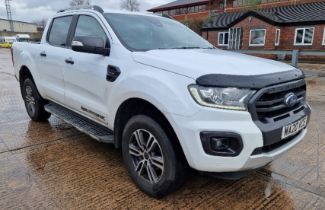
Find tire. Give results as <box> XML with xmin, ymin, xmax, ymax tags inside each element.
<box><xmin>22</xmin><ymin>78</ymin><xmax>51</xmax><ymax>121</ymax></box>
<box><xmin>122</xmin><ymin>115</ymin><xmax>187</xmax><ymax>198</ymax></box>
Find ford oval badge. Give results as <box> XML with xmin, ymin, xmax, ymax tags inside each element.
<box><xmin>284</xmin><ymin>93</ymin><xmax>298</xmax><ymax>107</ymax></box>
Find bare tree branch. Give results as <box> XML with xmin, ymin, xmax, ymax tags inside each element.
<box><xmin>120</xmin><ymin>0</ymin><xmax>140</xmax><ymax>12</ymax></box>
<box><xmin>70</xmin><ymin>0</ymin><xmax>90</xmax><ymax>7</ymax></box>
<box><xmin>33</xmin><ymin>19</ymin><xmax>48</xmax><ymax>28</ymax></box>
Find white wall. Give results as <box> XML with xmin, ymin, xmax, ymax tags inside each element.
<box><xmin>0</xmin><ymin>19</ymin><xmax>38</xmax><ymax>33</ymax></box>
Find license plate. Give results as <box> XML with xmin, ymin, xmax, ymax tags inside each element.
<box><xmin>281</xmin><ymin>116</ymin><xmax>308</xmax><ymax>139</ymax></box>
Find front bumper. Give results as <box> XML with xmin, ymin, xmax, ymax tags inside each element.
<box><xmin>164</xmin><ymin>105</ymin><xmax>310</xmax><ymax>173</ymax></box>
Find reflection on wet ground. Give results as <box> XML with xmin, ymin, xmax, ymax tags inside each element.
<box><xmin>0</xmin><ymin>49</ymin><xmax>324</xmax><ymax>209</ymax></box>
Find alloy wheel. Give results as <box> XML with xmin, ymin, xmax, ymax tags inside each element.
<box><xmin>25</xmin><ymin>85</ymin><xmax>36</xmax><ymax>116</ymax></box>
<box><xmin>129</xmin><ymin>129</ymin><xmax>165</xmax><ymax>184</ymax></box>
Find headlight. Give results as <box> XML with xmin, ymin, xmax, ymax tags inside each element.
<box><xmin>188</xmin><ymin>85</ymin><xmax>256</xmax><ymax>111</ymax></box>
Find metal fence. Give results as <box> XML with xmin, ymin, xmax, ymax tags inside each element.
<box><xmin>231</xmin><ymin>50</ymin><xmax>325</xmax><ymax>67</ymax></box>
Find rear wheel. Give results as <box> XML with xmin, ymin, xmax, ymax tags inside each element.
<box><xmin>22</xmin><ymin>78</ymin><xmax>51</xmax><ymax>121</ymax></box>
<box><xmin>122</xmin><ymin>115</ymin><xmax>186</xmax><ymax>198</ymax></box>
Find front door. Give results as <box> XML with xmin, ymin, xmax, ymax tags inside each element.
<box><xmin>228</xmin><ymin>27</ymin><xmax>242</xmax><ymax>50</ymax></box>
<box><xmin>63</xmin><ymin>15</ymin><xmax>111</xmax><ymax>124</ymax></box>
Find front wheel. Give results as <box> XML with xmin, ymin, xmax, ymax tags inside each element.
<box><xmin>122</xmin><ymin>115</ymin><xmax>186</xmax><ymax>198</ymax></box>
<box><xmin>22</xmin><ymin>78</ymin><xmax>51</xmax><ymax>121</ymax></box>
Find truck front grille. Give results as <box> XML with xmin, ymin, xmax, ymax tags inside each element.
<box><xmin>249</xmin><ymin>79</ymin><xmax>307</xmax><ymax>123</ymax></box>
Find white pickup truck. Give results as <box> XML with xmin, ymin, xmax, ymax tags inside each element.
<box><xmin>12</xmin><ymin>5</ymin><xmax>311</xmax><ymax>197</ymax></box>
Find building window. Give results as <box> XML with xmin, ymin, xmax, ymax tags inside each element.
<box><xmin>323</xmin><ymin>28</ymin><xmax>325</xmax><ymax>45</ymax></box>
<box><xmin>249</xmin><ymin>29</ymin><xmax>266</xmax><ymax>46</ymax></box>
<box><xmin>218</xmin><ymin>32</ymin><xmax>229</xmax><ymax>46</ymax></box>
<box><xmin>233</xmin><ymin>0</ymin><xmax>283</xmax><ymax>7</ymax></box>
<box><xmin>294</xmin><ymin>27</ymin><xmax>314</xmax><ymax>46</ymax></box>
<box><xmin>275</xmin><ymin>28</ymin><xmax>280</xmax><ymax>46</ymax></box>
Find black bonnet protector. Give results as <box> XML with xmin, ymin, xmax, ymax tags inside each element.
<box><xmin>196</xmin><ymin>69</ymin><xmax>305</xmax><ymax>89</ymax></box>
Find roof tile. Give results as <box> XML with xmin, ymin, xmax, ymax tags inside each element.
<box><xmin>202</xmin><ymin>1</ymin><xmax>325</xmax><ymax>29</ymax></box>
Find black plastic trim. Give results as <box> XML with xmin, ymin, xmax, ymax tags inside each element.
<box><xmin>58</xmin><ymin>5</ymin><xmax>104</xmax><ymax>14</ymax></box>
<box><xmin>200</xmin><ymin>132</ymin><xmax>243</xmax><ymax>157</ymax></box>
<box><xmin>67</xmin><ymin>15</ymin><xmax>79</xmax><ymax>47</ymax></box>
<box><xmin>196</xmin><ymin>69</ymin><xmax>304</xmax><ymax>89</ymax></box>
<box><xmin>251</xmin><ymin>130</ymin><xmax>303</xmax><ymax>156</ymax></box>
<box><xmin>106</xmin><ymin>65</ymin><xmax>121</xmax><ymax>82</ymax></box>
<box><xmin>248</xmin><ymin>79</ymin><xmax>311</xmax><ymax>147</ymax></box>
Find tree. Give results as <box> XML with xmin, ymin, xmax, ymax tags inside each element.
<box><xmin>120</xmin><ymin>0</ymin><xmax>140</xmax><ymax>12</ymax></box>
<box><xmin>182</xmin><ymin>18</ymin><xmax>204</xmax><ymax>35</ymax></box>
<box><xmin>70</xmin><ymin>0</ymin><xmax>90</xmax><ymax>7</ymax></box>
<box><xmin>34</xmin><ymin>19</ymin><xmax>48</xmax><ymax>29</ymax></box>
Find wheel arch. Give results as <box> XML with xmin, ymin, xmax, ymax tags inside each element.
<box><xmin>113</xmin><ymin>97</ymin><xmax>187</xmax><ymax>163</ymax></box>
<box><xmin>19</xmin><ymin>65</ymin><xmax>34</xmax><ymax>94</ymax></box>
<box><xmin>19</xmin><ymin>65</ymin><xmax>47</xmax><ymax>102</ymax></box>
<box><xmin>19</xmin><ymin>65</ymin><xmax>34</xmax><ymax>82</ymax></box>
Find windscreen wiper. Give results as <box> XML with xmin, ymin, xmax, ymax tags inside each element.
<box><xmin>170</xmin><ymin>46</ymin><xmax>203</xmax><ymax>49</ymax></box>
<box><xmin>149</xmin><ymin>46</ymin><xmax>215</xmax><ymax>51</ymax></box>
<box><xmin>171</xmin><ymin>46</ymin><xmax>215</xmax><ymax>49</ymax></box>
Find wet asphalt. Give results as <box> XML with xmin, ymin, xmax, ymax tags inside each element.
<box><xmin>0</xmin><ymin>48</ymin><xmax>324</xmax><ymax>209</ymax></box>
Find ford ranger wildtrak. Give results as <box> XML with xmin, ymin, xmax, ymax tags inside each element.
<box><xmin>12</xmin><ymin>5</ymin><xmax>311</xmax><ymax>197</ymax></box>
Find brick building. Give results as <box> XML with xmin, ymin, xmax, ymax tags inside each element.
<box><xmin>148</xmin><ymin>0</ymin><xmax>223</xmax><ymax>22</ymax></box>
<box><xmin>149</xmin><ymin>0</ymin><xmax>325</xmax><ymax>58</ymax></box>
<box><xmin>202</xmin><ymin>1</ymin><xmax>325</xmax><ymax>52</ymax></box>
<box><xmin>148</xmin><ymin>0</ymin><xmax>322</xmax><ymax>21</ymax></box>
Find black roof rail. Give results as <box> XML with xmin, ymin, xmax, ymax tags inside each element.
<box><xmin>58</xmin><ymin>5</ymin><xmax>104</xmax><ymax>14</ymax></box>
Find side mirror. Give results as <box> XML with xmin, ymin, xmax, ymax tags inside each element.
<box><xmin>71</xmin><ymin>36</ymin><xmax>110</xmax><ymax>56</ymax></box>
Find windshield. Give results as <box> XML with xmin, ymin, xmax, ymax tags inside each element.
<box><xmin>104</xmin><ymin>13</ymin><xmax>213</xmax><ymax>51</ymax></box>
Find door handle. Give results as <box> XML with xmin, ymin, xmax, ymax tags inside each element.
<box><xmin>65</xmin><ymin>58</ymin><xmax>74</xmax><ymax>65</ymax></box>
<box><xmin>40</xmin><ymin>51</ymin><xmax>47</xmax><ymax>57</ymax></box>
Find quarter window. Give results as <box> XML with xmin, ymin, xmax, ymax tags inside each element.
<box><xmin>249</xmin><ymin>29</ymin><xmax>266</xmax><ymax>46</ymax></box>
<box><xmin>48</xmin><ymin>16</ymin><xmax>73</xmax><ymax>47</ymax></box>
<box><xmin>275</xmin><ymin>28</ymin><xmax>280</xmax><ymax>46</ymax></box>
<box><xmin>218</xmin><ymin>32</ymin><xmax>229</xmax><ymax>46</ymax></box>
<box><xmin>294</xmin><ymin>27</ymin><xmax>314</xmax><ymax>46</ymax></box>
<box><xmin>74</xmin><ymin>15</ymin><xmax>108</xmax><ymax>45</ymax></box>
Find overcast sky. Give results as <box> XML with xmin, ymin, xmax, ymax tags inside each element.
<box><xmin>0</xmin><ymin>0</ymin><xmax>172</xmax><ymax>23</ymax></box>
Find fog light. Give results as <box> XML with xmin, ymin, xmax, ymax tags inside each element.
<box><xmin>212</xmin><ymin>138</ymin><xmax>224</xmax><ymax>149</ymax></box>
<box><xmin>200</xmin><ymin>132</ymin><xmax>243</xmax><ymax>157</ymax></box>
<box><xmin>211</xmin><ymin>137</ymin><xmax>230</xmax><ymax>150</ymax></box>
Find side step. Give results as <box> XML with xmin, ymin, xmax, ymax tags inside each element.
<box><xmin>45</xmin><ymin>102</ymin><xmax>114</xmax><ymax>143</ymax></box>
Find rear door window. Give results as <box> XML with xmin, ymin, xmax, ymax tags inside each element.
<box><xmin>48</xmin><ymin>16</ymin><xmax>73</xmax><ymax>47</ymax></box>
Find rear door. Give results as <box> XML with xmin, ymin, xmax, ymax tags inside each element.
<box><xmin>37</xmin><ymin>15</ymin><xmax>74</xmax><ymax>104</ymax></box>
<box><xmin>63</xmin><ymin>14</ymin><xmax>111</xmax><ymax>124</ymax></box>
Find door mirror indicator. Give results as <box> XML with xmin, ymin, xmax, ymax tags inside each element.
<box><xmin>71</xmin><ymin>40</ymin><xmax>83</xmax><ymax>47</ymax></box>
<box><xmin>71</xmin><ymin>36</ymin><xmax>110</xmax><ymax>56</ymax></box>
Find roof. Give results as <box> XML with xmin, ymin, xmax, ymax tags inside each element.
<box><xmin>202</xmin><ymin>1</ymin><xmax>325</xmax><ymax>30</ymax></box>
<box><xmin>148</xmin><ymin>0</ymin><xmax>209</xmax><ymax>12</ymax></box>
<box><xmin>0</xmin><ymin>18</ymin><xmax>37</xmax><ymax>26</ymax></box>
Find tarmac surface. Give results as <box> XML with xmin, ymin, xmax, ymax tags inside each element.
<box><xmin>0</xmin><ymin>48</ymin><xmax>324</xmax><ymax>209</ymax></box>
